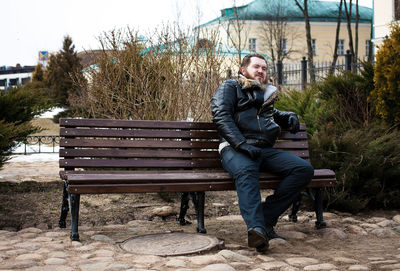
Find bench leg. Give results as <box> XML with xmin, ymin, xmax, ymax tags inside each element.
<box><xmin>192</xmin><ymin>192</ymin><xmax>207</xmax><ymax>234</ymax></box>
<box><xmin>58</xmin><ymin>182</ymin><xmax>69</xmax><ymax>228</ymax></box>
<box><xmin>314</xmin><ymin>188</ymin><xmax>327</xmax><ymax>229</ymax></box>
<box><xmin>177</xmin><ymin>192</ymin><xmax>192</xmax><ymax>225</ymax></box>
<box><xmin>69</xmin><ymin>193</ymin><xmax>80</xmax><ymax>241</ymax></box>
<box><xmin>288</xmin><ymin>192</ymin><xmax>303</xmax><ymax>222</ymax></box>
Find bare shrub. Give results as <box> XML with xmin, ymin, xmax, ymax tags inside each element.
<box><xmin>70</xmin><ymin>25</ymin><xmax>228</xmax><ymax>121</ymax></box>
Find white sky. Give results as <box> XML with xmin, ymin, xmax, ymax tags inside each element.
<box><xmin>1</xmin><ymin>0</ymin><xmax>372</xmax><ymax>67</ymax></box>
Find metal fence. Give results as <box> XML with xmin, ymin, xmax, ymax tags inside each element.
<box><xmin>13</xmin><ymin>135</ymin><xmax>60</xmax><ymax>154</ymax></box>
<box><xmin>273</xmin><ymin>51</ymin><xmax>368</xmax><ymax>90</ymax></box>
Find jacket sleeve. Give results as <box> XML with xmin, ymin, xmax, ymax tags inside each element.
<box><xmin>273</xmin><ymin>108</ymin><xmax>295</xmax><ymax>129</ymax></box>
<box><xmin>211</xmin><ymin>80</ymin><xmax>246</xmax><ymax>149</ymax></box>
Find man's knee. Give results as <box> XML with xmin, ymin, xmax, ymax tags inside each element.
<box><xmin>296</xmin><ymin>163</ymin><xmax>314</xmax><ymax>184</ymax></box>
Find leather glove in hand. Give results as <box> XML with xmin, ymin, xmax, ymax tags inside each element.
<box><xmin>237</xmin><ymin>143</ymin><xmax>261</xmax><ymax>160</ymax></box>
<box><xmin>288</xmin><ymin>114</ymin><xmax>300</xmax><ymax>134</ymax></box>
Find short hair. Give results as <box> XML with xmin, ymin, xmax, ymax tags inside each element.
<box><xmin>239</xmin><ymin>54</ymin><xmax>267</xmax><ymax>75</ymax></box>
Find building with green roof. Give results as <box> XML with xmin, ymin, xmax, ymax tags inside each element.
<box><xmin>197</xmin><ymin>0</ymin><xmax>373</xmax><ymax>67</ymax></box>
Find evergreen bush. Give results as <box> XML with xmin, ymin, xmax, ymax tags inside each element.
<box><xmin>371</xmin><ymin>22</ymin><xmax>400</xmax><ymax>125</ymax></box>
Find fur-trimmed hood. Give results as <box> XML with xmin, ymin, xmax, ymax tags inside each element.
<box><xmin>237</xmin><ymin>75</ymin><xmax>278</xmax><ymax>106</ymax></box>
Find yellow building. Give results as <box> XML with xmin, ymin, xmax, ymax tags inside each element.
<box><xmin>373</xmin><ymin>0</ymin><xmax>400</xmax><ymax>52</ymax></box>
<box><xmin>198</xmin><ymin>0</ymin><xmax>373</xmax><ymax>66</ymax></box>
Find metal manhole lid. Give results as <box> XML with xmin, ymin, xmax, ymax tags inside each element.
<box><xmin>119</xmin><ymin>232</ymin><xmax>223</xmax><ymax>256</ymax></box>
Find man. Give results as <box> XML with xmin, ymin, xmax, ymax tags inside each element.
<box><xmin>211</xmin><ymin>54</ymin><xmax>313</xmax><ymax>252</ymax></box>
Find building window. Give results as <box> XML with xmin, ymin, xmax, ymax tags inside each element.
<box><xmin>338</xmin><ymin>39</ymin><xmax>345</xmax><ymax>55</ymax></box>
<box><xmin>281</xmin><ymin>39</ymin><xmax>288</xmax><ymax>56</ymax></box>
<box><xmin>365</xmin><ymin>40</ymin><xmax>371</xmax><ymax>57</ymax></box>
<box><xmin>395</xmin><ymin>0</ymin><xmax>400</xmax><ymax>20</ymax></box>
<box><xmin>249</xmin><ymin>38</ymin><xmax>256</xmax><ymax>52</ymax></box>
<box><xmin>312</xmin><ymin>39</ymin><xmax>317</xmax><ymax>56</ymax></box>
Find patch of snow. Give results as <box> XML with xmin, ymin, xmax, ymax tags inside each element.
<box><xmin>36</xmin><ymin>107</ymin><xmax>66</xmax><ymax>119</ymax></box>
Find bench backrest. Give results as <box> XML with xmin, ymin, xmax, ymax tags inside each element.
<box><xmin>59</xmin><ymin>118</ymin><xmax>309</xmax><ymax>172</ymax></box>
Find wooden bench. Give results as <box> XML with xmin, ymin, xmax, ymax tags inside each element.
<box><xmin>58</xmin><ymin>118</ymin><xmax>336</xmax><ymax>241</ymax></box>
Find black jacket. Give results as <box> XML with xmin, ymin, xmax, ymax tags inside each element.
<box><xmin>211</xmin><ymin>76</ymin><xmax>294</xmax><ymax>148</ymax></box>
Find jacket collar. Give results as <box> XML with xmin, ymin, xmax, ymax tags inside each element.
<box><xmin>237</xmin><ymin>74</ymin><xmax>267</xmax><ymax>91</ymax></box>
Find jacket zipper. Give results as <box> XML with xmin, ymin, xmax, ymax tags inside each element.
<box><xmin>257</xmin><ymin>115</ymin><xmax>262</xmax><ymax>132</ymax></box>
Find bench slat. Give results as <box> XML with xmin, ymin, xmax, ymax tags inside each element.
<box><xmin>59</xmin><ymin>138</ymin><xmax>308</xmax><ymax>149</ymax></box>
<box><xmin>59</xmin><ymin>149</ymin><xmax>309</xmax><ymax>159</ymax></box>
<box><xmin>60</xmin><ymin>128</ymin><xmax>307</xmax><ymax>140</ymax></box>
<box><xmin>68</xmin><ymin>178</ymin><xmax>336</xmax><ymax>194</ymax></box>
<box><xmin>60</xmin><ymin>158</ymin><xmax>221</xmax><ymax>168</ymax></box>
<box><xmin>60</xmin><ymin>118</ymin><xmax>307</xmax><ymax>131</ymax></box>
<box><xmin>66</xmin><ymin>169</ymin><xmax>335</xmax><ymax>183</ymax></box>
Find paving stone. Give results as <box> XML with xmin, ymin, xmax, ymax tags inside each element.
<box><xmin>18</xmin><ymin>233</ymin><xmax>38</xmax><ymax>239</ymax></box>
<box><xmin>320</xmin><ymin>228</ymin><xmax>348</xmax><ymax>239</ymax></box>
<box><xmin>368</xmin><ymin>257</ymin><xmax>386</xmax><ymax>261</ymax></box>
<box><xmin>15</xmin><ymin>253</ymin><xmax>43</xmax><ymax>261</ymax></box>
<box><xmin>189</xmin><ymin>254</ymin><xmax>227</xmax><ymax>265</ymax></box>
<box><xmin>94</xmin><ymin>249</ymin><xmax>115</xmax><ymax>257</ymax></box>
<box><xmin>370</xmin><ymin>228</ymin><xmax>397</xmax><ymax>237</ymax></box>
<box><xmin>393</xmin><ymin>215</ymin><xmax>400</xmax><ymax>224</ymax></box>
<box><xmin>281</xmin><ymin>231</ymin><xmax>307</xmax><ymax>239</ymax></box>
<box><xmin>380</xmin><ymin>263</ymin><xmax>400</xmax><ymax>269</ymax></box>
<box><xmin>130</xmin><ymin>255</ymin><xmax>163</xmax><ymax>265</ymax></box>
<box><xmin>230</xmin><ymin>262</ymin><xmax>251</xmax><ymax>270</ymax></box>
<box><xmin>198</xmin><ymin>263</ymin><xmax>236</xmax><ymax>271</ymax></box>
<box><xmin>47</xmin><ymin>243</ymin><xmax>66</xmax><ymax>250</ymax></box>
<box><xmin>71</xmin><ymin>241</ymin><xmax>83</xmax><ymax>247</ymax></box>
<box><xmin>79</xmin><ymin>262</ymin><xmax>110</xmax><ymax>271</ymax></box>
<box><xmin>256</xmin><ymin>255</ymin><xmax>275</xmax><ymax>262</ymax></box>
<box><xmin>26</xmin><ymin>266</ymin><xmax>74</xmax><ymax>271</ymax></box>
<box><xmin>303</xmin><ymin>263</ymin><xmax>338</xmax><ymax>270</ymax></box>
<box><xmin>332</xmin><ymin>256</ymin><xmax>359</xmax><ymax>263</ymax></box>
<box><xmin>48</xmin><ymin>251</ymin><xmax>68</xmax><ymax>258</ymax></box>
<box><xmin>281</xmin><ymin>267</ymin><xmax>300</xmax><ymax>271</ymax></box>
<box><xmin>75</xmin><ymin>245</ymin><xmax>96</xmax><ymax>252</ymax></box>
<box><xmin>174</xmin><ymin>269</ymin><xmax>195</xmax><ymax>271</ymax></box>
<box><xmin>89</xmin><ymin>256</ymin><xmax>115</xmax><ymax>262</ymax></box>
<box><xmin>367</xmin><ymin>217</ymin><xmax>387</xmax><ymax>223</ymax></box>
<box><xmin>269</xmin><ymin>237</ymin><xmax>290</xmax><ymax>249</ymax></box>
<box><xmin>165</xmin><ymin>258</ymin><xmax>187</xmax><ymax>268</ymax></box>
<box><xmin>360</xmin><ymin>223</ymin><xmax>380</xmax><ymax>229</ymax></box>
<box><xmin>377</xmin><ymin>220</ymin><xmax>396</xmax><ymax>227</ymax></box>
<box><xmin>259</xmin><ymin>261</ymin><xmax>288</xmax><ymax>270</ymax></box>
<box><xmin>249</xmin><ymin>268</ymin><xmax>265</xmax><ymax>271</ymax></box>
<box><xmin>218</xmin><ymin>249</ymin><xmax>253</xmax><ymax>262</ymax></box>
<box><xmin>19</xmin><ymin>227</ymin><xmax>43</xmax><ymax>233</ymax></box>
<box><xmin>370</xmin><ymin>260</ymin><xmax>398</xmax><ymax>265</ymax></box>
<box><xmin>393</xmin><ymin>226</ymin><xmax>400</xmax><ymax>233</ymax></box>
<box><xmin>0</xmin><ymin>246</ymin><xmax>10</xmax><ymax>251</ymax></box>
<box><xmin>103</xmin><ymin>224</ymin><xmax>126</xmax><ymax>230</ymax></box>
<box><xmin>104</xmin><ymin>263</ymin><xmax>133</xmax><ymax>271</ymax></box>
<box><xmin>285</xmin><ymin>257</ymin><xmax>319</xmax><ymax>266</ymax></box>
<box><xmin>216</xmin><ymin>215</ymin><xmax>243</xmax><ymax>221</ymax></box>
<box><xmin>152</xmin><ymin>206</ymin><xmax>176</xmax><ymax>216</ymax></box>
<box><xmin>91</xmin><ymin>235</ymin><xmax>115</xmax><ymax>242</ymax></box>
<box><xmin>1</xmin><ymin>260</ymin><xmax>37</xmax><ymax>269</ymax></box>
<box><xmin>5</xmin><ymin>248</ymin><xmax>28</xmax><ymax>256</ymax></box>
<box><xmin>44</xmin><ymin>231</ymin><xmax>68</xmax><ymax>237</ymax></box>
<box><xmin>14</xmin><ymin>241</ymin><xmax>41</xmax><ymax>250</ymax></box>
<box><xmin>348</xmin><ymin>265</ymin><xmax>370</xmax><ymax>270</ymax></box>
<box><xmin>44</xmin><ymin>257</ymin><xmax>68</xmax><ymax>265</ymax></box>
<box><xmin>346</xmin><ymin>225</ymin><xmax>368</xmax><ymax>235</ymax></box>
<box><xmin>32</xmin><ymin>237</ymin><xmax>53</xmax><ymax>242</ymax></box>
<box><xmin>342</xmin><ymin>217</ymin><xmax>360</xmax><ymax>224</ymax></box>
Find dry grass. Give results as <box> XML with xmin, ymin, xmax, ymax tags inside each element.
<box><xmin>30</xmin><ymin>118</ymin><xmax>59</xmax><ymax>136</ymax></box>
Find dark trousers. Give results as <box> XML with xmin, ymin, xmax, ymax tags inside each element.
<box><xmin>220</xmin><ymin>145</ymin><xmax>313</xmax><ymax>231</ymax></box>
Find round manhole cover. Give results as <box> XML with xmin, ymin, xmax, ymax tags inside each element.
<box><xmin>119</xmin><ymin>232</ymin><xmax>223</xmax><ymax>256</ymax></box>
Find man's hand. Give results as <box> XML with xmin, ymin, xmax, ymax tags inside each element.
<box><xmin>237</xmin><ymin>143</ymin><xmax>261</xmax><ymax>160</ymax></box>
<box><xmin>288</xmin><ymin>114</ymin><xmax>300</xmax><ymax>134</ymax></box>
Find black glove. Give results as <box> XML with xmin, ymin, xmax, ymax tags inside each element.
<box><xmin>288</xmin><ymin>114</ymin><xmax>300</xmax><ymax>134</ymax></box>
<box><xmin>237</xmin><ymin>143</ymin><xmax>261</xmax><ymax>160</ymax></box>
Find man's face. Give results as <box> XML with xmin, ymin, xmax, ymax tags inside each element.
<box><xmin>240</xmin><ymin>57</ymin><xmax>267</xmax><ymax>84</ymax></box>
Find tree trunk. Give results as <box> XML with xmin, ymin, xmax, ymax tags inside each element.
<box><xmin>344</xmin><ymin>0</ymin><xmax>355</xmax><ymax>70</ymax></box>
<box><xmin>295</xmin><ymin>0</ymin><xmax>315</xmax><ymax>83</ymax></box>
<box><xmin>330</xmin><ymin>0</ymin><xmax>343</xmax><ymax>75</ymax></box>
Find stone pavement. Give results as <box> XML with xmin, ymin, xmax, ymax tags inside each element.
<box><xmin>1</xmin><ymin>212</ymin><xmax>400</xmax><ymax>271</ymax></box>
